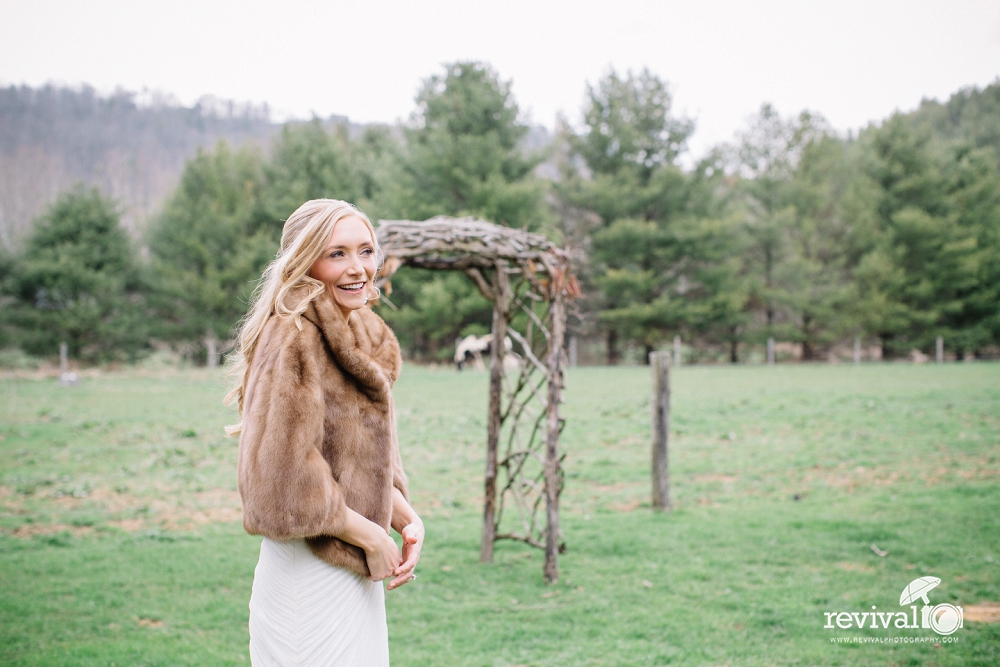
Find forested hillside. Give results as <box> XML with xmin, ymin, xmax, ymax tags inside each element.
<box><xmin>0</xmin><ymin>84</ymin><xmax>279</xmax><ymax>247</ymax></box>
<box><xmin>908</xmin><ymin>83</ymin><xmax>1000</xmax><ymax>162</ymax></box>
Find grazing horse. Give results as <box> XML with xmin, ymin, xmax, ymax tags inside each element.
<box><xmin>454</xmin><ymin>334</ymin><xmax>521</xmax><ymax>372</ymax></box>
<box><xmin>454</xmin><ymin>334</ymin><xmax>492</xmax><ymax>371</ymax></box>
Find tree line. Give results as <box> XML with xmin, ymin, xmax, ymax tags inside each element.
<box><xmin>2</xmin><ymin>63</ymin><xmax>998</xmax><ymax>365</ymax></box>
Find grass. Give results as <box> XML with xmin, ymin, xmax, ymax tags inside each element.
<box><xmin>1</xmin><ymin>362</ymin><xmax>998</xmax><ymax>666</ymax></box>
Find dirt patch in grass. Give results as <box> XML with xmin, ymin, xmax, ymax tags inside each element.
<box><xmin>1</xmin><ymin>485</ymin><xmax>243</xmax><ymax>535</ymax></box>
<box><xmin>608</xmin><ymin>500</ymin><xmax>643</xmax><ymax>512</ymax></box>
<box><xmin>799</xmin><ymin>454</ymin><xmax>999</xmax><ymax>493</ymax></box>
<box><xmin>9</xmin><ymin>523</ymin><xmax>94</xmax><ymax>538</ymax></box>
<box><xmin>122</xmin><ymin>487</ymin><xmax>243</xmax><ymax>531</ymax></box>
<box><xmin>964</xmin><ymin>603</ymin><xmax>1000</xmax><ymax>623</ymax></box>
<box><xmin>836</xmin><ymin>561</ymin><xmax>875</xmax><ymax>573</ymax></box>
<box><xmin>693</xmin><ymin>474</ymin><xmax>738</xmax><ymax>484</ymax></box>
<box><xmin>110</xmin><ymin>519</ymin><xmax>145</xmax><ymax>531</ymax></box>
<box><xmin>157</xmin><ymin>505</ymin><xmax>243</xmax><ymax>530</ymax></box>
<box><xmin>816</xmin><ymin>465</ymin><xmax>902</xmax><ymax>492</ymax></box>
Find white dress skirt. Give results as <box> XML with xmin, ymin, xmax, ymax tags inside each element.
<box><xmin>249</xmin><ymin>537</ymin><xmax>390</xmax><ymax>666</ymax></box>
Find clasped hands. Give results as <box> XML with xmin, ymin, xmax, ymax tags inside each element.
<box><xmin>343</xmin><ymin>488</ymin><xmax>423</xmax><ymax>590</ymax></box>
<box><xmin>365</xmin><ymin>520</ymin><xmax>423</xmax><ymax>591</ymax></box>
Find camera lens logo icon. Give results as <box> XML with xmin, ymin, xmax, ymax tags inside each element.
<box><xmin>928</xmin><ymin>603</ymin><xmax>963</xmax><ymax>635</ymax></box>
<box><xmin>899</xmin><ymin>576</ymin><xmax>964</xmax><ymax>636</ymax></box>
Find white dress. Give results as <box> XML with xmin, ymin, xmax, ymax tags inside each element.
<box><xmin>249</xmin><ymin>537</ymin><xmax>389</xmax><ymax>666</ymax></box>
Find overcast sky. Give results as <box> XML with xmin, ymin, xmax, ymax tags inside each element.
<box><xmin>2</xmin><ymin>0</ymin><xmax>999</xmax><ymax>157</ymax></box>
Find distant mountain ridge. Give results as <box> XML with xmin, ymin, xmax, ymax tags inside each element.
<box><xmin>0</xmin><ymin>84</ymin><xmax>281</xmax><ymax>249</ymax></box>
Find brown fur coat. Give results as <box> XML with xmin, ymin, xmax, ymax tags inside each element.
<box><xmin>237</xmin><ymin>292</ymin><xmax>407</xmax><ymax>577</ymax></box>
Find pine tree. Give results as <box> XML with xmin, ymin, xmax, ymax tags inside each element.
<box><xmin>6</xmin><ymin>187</ymin><xmax>146</xmax><ymax>361</ymax></box>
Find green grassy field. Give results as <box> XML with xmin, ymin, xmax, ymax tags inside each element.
<box><xmin>1</xmin><ymin>362</ymin><xmax>998</xmax><ymax>666</ymax></box>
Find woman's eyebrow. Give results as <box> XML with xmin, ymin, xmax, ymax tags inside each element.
<box><xmin>323</xmin><ymin>240</ymin><xmax>374</xmax><ymax>252</ymax></box>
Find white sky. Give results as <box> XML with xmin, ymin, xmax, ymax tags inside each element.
<box><xmin>2</xmin><ymin>0</ymin><xmax>999</xmax><ymax>158</ymax></box>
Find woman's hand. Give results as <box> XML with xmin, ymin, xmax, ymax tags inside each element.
<box><xmin>387</xmin><ymin>488</ymin><xmax>424</xmax><ymax>591</ymax></box>
<box><xmin>336</xmin><ymin>507</ymin><xmax>401</xmax><ymax>581</ymax></box>
<box><xmin>387</xmin><ymin>520</ymin><xmax>424</xmax><ymax>590</ymax></box>
<box><xmin>363</xmin><ymin>527</ymin><xmax>402</xmax><ymax>582</ymax></box>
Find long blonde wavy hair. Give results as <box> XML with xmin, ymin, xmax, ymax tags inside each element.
<box><xmin>224</xmin><ymin>199</ymin><xmax>381</xmax><ymax>436</ymax></box>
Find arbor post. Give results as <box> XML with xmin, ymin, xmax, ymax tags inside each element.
<box><xmin>480</xmin><ymin>265</ymin><xmax>508</xmax><ymax>563</ymax></box>
<box><xmin>936</xmin><ymin>336</ymin><xmax>944</xmax><ymax>363</ymax></box>
<box><xmin>767</xmin><ymin>337</ymin><xmax>775</xmax><ymax>366</ymax></box>
<box><xmin>543</xmin><ymin>292</ymin><xmax>566</xmax><ymax>583</ymax></box>
<box><xmin>854</xmin><ymin>337</ymin><xmax>861</xmax><ymax>364</ymax></box>
<box><xmin>650</xmin><ymin>351</ymin><xmax>671</xmax><ymax>511</ymax></box>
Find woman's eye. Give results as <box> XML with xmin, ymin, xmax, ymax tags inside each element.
<box><xmin>361</xmin><ymin>248</ymin><xmax>373</xmax><ymax>256</ymax></box>
<box><xmin>329</xmin><ymin>251</ymin><xmax>344</xmax><ymax>258</ymax></box>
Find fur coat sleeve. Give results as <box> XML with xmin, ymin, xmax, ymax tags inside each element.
<box><xmin>237</xmin><ymin>295</ymin><xmax>407</xmax><ymax>575</ymax></box>
<box><xmin>237</xmin><ymin>313</ymin><xmax>349</xmax><ymax>540</ymax></box>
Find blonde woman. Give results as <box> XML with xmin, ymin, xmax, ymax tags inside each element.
<box><xmin>227</xmin><ymin>199</ymin><xmax>423</xmax><ymax>665</ymax></box>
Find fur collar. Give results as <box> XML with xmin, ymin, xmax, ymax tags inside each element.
<box><xmin>301</xmin><ymin>293</ymin><xmax>399</xmax><ymax>403</ymax></box>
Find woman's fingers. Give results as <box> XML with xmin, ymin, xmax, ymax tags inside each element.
<box><xmin>387</xmin><ymin>520</ymin><xmax>423</xmax><ymax>589</ymax></box>
<box><xmin>395</xmin><ymin>548</ymin><xmax>419</xmax><ymax>575</ymax></box>
<box><xmin>394</xmin><ymin>522</ymin><xmax>424</xmax><ymax>574</ymax></box>
<box><xmin>386</xmin><ymin>566</ymin><xmax>415</xmax><ymax>590</ymax></box>
<box><xmin>395</xmin><ymin>537</ymin><xmax>421</xmax><ymax>574</ymax></box>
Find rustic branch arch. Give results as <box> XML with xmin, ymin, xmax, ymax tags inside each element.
<box><xmin>376</xmin><ymin>216</ymin><xmax>577</xmax><ymax>583</ymax></box>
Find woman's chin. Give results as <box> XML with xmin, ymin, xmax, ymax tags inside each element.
<box><xmin>332</xmin><ymin>293</ymin><xmax>367</xmax><ymax>312</ymax></box>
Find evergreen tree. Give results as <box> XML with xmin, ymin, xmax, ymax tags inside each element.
<box><xmin>5</xmin><ymin>187</ymin><xmax>146</xmax><ymax>361</ymax></box>
<box><xmin>562</xmin><ymin>68</ymin><xmax>734</xmax><ymax>362</ymax></box>
<box><xmin>854</xmin><ymin>116</ymin><xmax>953</xmax><ymax>356</ymax></box>
<box><xmin>777</xmin><ymin>134</ymin><xmax>860</xmax><ymax>358</ymax></box>
<box><xmin>262</xmin><ymin>119</ymin><xmax>360</xmax><ymax>222</ymax></box>
<box><xmin>381</xmin><ymin>62</ymin><xmax>547</xmax><ymax>359</ymax></box>
<box><xmin>564</xmin><ymin>68</ymin><xmax>694</xmax><ymax>225</ymax></box>
<box><xmin>146</xmin><ymin>141</ymin><xmax>275</xmax><ymax>352</ymax></box>
<box><xmin>940</xmin><ymin>145</ymin><xmax>1000</xmax><ymax>352</ymax></box>
<box><xmin>400</xmin><ymin>61</ymin><xmax>546</xmax><ymax>229</ymax></box>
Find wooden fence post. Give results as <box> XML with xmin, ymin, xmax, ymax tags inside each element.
<box><xmin>206</xmin><ymin>334</ymin><xmax>218</xmax><ymax>369</ymax></box>
<box><xmin>854</xmin><ymin>337</ymin><xmax>862</xmax><ymax>364</ymax></box>
<box><xmin>673</xmin><ymin>335</ymin><xmax>682</xmax><ymax>367</ymax></box>
<box><xmin>767</xmin><ymin>337</ymin><xmax>775</xmax><ymax>366</ymax></box>
<box><xmin>58</xmin><ymin>341</ymin><xmax>78</xmax><ymax>387</ymax></box>
<box><xmin>936</xmin><ymin>336</ymin><xmax>944</xmax><ymax>363</ymax></box>
<box><xmin>650</xmin><ymin>351</ymin><xmax>671</xmax><ymax>511</ymax></box>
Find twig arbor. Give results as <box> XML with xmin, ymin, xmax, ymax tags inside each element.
<box><xmin>376</xmin><ymin>217</ymin><xmax>577</xmax><ymax>583</ymax></box>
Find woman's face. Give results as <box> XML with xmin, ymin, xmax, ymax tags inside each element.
<box><xmin>308</xmin><ymin>215</ymin><xmax>378</xmax><ymax>318</ymax></box>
